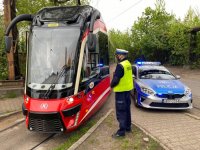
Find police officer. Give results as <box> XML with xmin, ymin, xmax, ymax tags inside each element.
<box><xmin>111</xmin><ymin>48</ymin><xmax>133</xmax><ymax>138</ymax></box>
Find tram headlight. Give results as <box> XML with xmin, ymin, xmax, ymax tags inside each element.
<box><xmin>25</xmin><ymin>97</ymin><xmax>29</xmax><ymax>104</ymax></box>
<box><xmin>69</xmin><ymin>97</ymin><xmax>74</xmax><ymax>102</ymax></box>
<box><xmin>66</xmin><ymin>97</ymin><xmax>74</xmax><ymax>104</ymax></box>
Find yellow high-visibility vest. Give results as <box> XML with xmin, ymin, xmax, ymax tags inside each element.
<box><xmin>113</xmin><ymin>60</ymin><xmax>133</xmax><ymax>92</ymax></box>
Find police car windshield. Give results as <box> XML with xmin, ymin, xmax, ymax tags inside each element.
<box><xmin>139</xmin><ymin>69</ymin><xmax>176</xmax><ymax>80</ymax></box>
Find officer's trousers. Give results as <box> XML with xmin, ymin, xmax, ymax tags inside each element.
<box><xmin>115</xmin><ymin>91</ymin><xmax>131</xmax><ymax>135</ymax></box>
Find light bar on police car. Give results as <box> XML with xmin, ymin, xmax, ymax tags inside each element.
<box><xmin>136</xmin><ymin>61</ymin><xmax>161</xmax><ymax>66</ymax></box>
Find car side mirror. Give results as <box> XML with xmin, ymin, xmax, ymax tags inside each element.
<box><xmin>88</xmin><ymin>33</ymin><xmax>96</xmax><ymax>52</ymax></box>
<box><xmin>176</xmin><ymin>75</ymin><xmax>181</xmax><ymax>79</ymax></box>
<box><xmin>5</xmin><ymin>36</ymin><xmax>12</xmax><ymax>53</ymax></box>
<box><xmin>133</xmin><ymin>75</ymin><xmax>137</xmax><ymax>79</ymax></box>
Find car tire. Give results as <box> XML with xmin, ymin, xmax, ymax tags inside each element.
<box><xmin>134</xmin><ymin>90</ymin><xmax>140</xmax><ymax>107</ymax></box>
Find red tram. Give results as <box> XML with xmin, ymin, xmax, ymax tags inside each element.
<box><xmin>5</xmin><ymin>4</ymin><xmax>110</xmax><ymax>132</ymax></box>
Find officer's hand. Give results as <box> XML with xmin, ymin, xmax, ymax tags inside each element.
<box><xmin>113</xmin><ymin>72</ymin><xmax>115</xmax><ymax>77</ymax></box>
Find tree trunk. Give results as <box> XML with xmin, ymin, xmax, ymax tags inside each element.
<box><xmin>11</xmin><ymin>0</ymin><xmax>21</xmax><ymax>79</ymax></box>
<box><xmin>3</xmin><ymin>0</ymin><xmax>20</xmax><ymax>80</ymax></box>
<box><xmin>4</xmin><ymin>0</ymin><xmax>15</xmax><ymax>80</ymax></box>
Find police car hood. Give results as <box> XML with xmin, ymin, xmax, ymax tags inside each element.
<box><xmin>141</xmin><ymin>79</ymin><xmax>185</xmax><ymax>94</ymax></box>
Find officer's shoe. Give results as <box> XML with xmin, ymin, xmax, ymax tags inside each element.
<box><xmin>112</xmin><ymin>133</ymin><xmax>125</xmax><ymax>138</ymax></box>
<box><xmin>126</xmin><ymin>129</ymin><xmax>132</xmax><ymax>133</ymax></box>
<box><xmin>126</xmin><ymin>126</ymin><xmax>132</xmax><ymax>133</ymax></box>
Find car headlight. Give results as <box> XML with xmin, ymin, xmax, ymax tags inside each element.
<box><xmin>141</xmin><ymin>87</ymin><xmax>155</xmax><ymax>95</ymax></box>
<box><xmin>184</xmin><ymin>87</ymin><xmax>191</xmax><ymax>96</ymax></box>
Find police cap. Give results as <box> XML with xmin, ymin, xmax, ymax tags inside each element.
<box><xmin>115</xmin><ymin>49</ymin><xmax>128</xmax><ymax>55</ymax></box>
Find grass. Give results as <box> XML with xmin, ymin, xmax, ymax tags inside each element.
<box><xmin>54</xmin><ymin>118</ymin><xmax>97</xmax><ymax>150</ymax></box>
<box><xmin>112</xmin><ymin>115</ymin><xmax>163</xmax><ymax>150</ymax></box>
<box><xmin>121</xmin><ymin>139</ymin><xmax>131</xmax><ymax>149</ymax></box>
<box><xmin>112</xmin><ymin>125</ymin><xmax>163</xmax><ymax>150</ymax></box>
<box><xmin>92</xmin><ymin>112</ymin><xmax>164</xmax><ymax>150</ymax></box>
<box><xmin>0</xmin><ymin>91</ymin><xmax>18</xmax><ymax>99</ymax></box>
<box><xmin>54</xmin><ymin>110</ymin><xmax>164</xmax><ymax>150</ymax></box>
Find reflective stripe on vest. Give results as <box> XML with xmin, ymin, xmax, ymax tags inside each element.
<box><xmin>113</xmin><ymin>60</ymin><xmax>133</xmax><ymax>92</ymax></box>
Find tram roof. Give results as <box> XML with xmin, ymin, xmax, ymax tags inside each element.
<box><xmin>36</xmin><ymin>5</ymin><xmax>95</xmax><ymax>23</ymax></box>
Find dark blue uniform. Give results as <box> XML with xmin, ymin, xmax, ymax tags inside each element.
<box><xmin>111</xmin><ymin>58</ymin><xmax>132</xmax><ymax>136</ymax></box>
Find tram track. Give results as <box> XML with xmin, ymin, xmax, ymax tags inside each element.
<box><xmin>0</xmin><ymin>115</ymin><xmax>57</xmax><ymax>150</ymax></box>
<box><xmin>30</xmin><ymin>133</ymin><xmax>56</xmax><ymax>150</ymax></box>
<box><xmin>0</xmin><ymin>118</ymin><xmax>25</xmax><ymax>133</ymax></box>
<box><xmin>0</xmin><ymin>111</ymin><xmax>25</xmax><ymax>133</ymax></box>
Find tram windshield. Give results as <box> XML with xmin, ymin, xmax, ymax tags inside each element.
<box><xmin>27</xmin><ymin>27</ymin><xmax>80</xmax><ymax>90</ymax></box>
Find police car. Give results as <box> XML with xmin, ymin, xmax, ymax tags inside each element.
<box><xmin>131</xmin><ymin>62</ymin><xmax>192</xmax><ymax>109</ymax></box>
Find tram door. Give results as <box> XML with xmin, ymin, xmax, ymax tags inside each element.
<box><xmin>79</xmin><ymin>31</ymin><xmax>109</xmax><ymax>110</ymax></box>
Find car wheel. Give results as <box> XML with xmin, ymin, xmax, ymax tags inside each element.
<box><xmin>134</xmin><ymin>90</ymin><xmax>140</xmax><ymax>107</ymax></box>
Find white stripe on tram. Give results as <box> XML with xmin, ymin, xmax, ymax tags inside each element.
<box><xmin>80</xmin><ymin>86</ymin><xmax>111</xmax><ymax>123</ymax></box>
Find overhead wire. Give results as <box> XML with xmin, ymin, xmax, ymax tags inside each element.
<box><xmin>107</xmin><ymin>0</ymin><xmax>143</xmax><ymax>23</ymax></box>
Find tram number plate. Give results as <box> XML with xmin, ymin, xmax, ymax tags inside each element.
<box><xmin>163</xmin><ymin>99</ymin><xmax>180</xmax><ymax>103</ymax></box>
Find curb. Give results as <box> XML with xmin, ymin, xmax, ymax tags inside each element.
<box><xmin>68</xmin><ymin>109</ymin><xmax>113</xmax><ymax>150</ymax></box>
<box><xmin>0</xmin><ymin>110</ymin><xmax>22</xmax><ymax>120</ymax></box>
<box><xmin>184</xmin><ymin>112</ymin><xmax>200</xmax><ymax>120</ymax></box>
<box><xmin>132</xmin><ymin>121</ymin><xmax>170</xmax><ymax>150</ymax></box>
<box><xmin>0</xmin><ymin>118</ymin><xmax>25</xmax><ymax>133</ymax></box>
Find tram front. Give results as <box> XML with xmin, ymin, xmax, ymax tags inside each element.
<box><xmin>5</xmin><ymin>5</ymin><xmax>111</xmax><ymax>133</ymax></box>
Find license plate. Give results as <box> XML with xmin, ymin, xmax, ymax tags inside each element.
<box><xmin>163</xmin><ymin>99</ymin><xmax>179</xmax><ymax>103</ymax></box>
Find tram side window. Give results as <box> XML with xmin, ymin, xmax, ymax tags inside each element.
<box><xmin>86</xmin><ymin>32</ymin><xmax>109</xmax><ymax>77</ymax></box>
<box><xmin>82</xmin><ymin>32</ymin><xmax>109</xmax><ymax>81</ymax></box>
<box><xmin>87</xmin><ymin>33</ymin><xmax>100</xmax><ymax>76</ymax></box>
<box><xmin>81</xmin><ymin>45</ymin><xmax>100</xmax><ymax>82</ymax></box>
<box><xmin>99</xmin><ymin>32</ymin><xmax>109</xmax><ymax>66</ymax></box>
<box><xmin>81</xmin><ymin>46</ymin><xmax>91</xmax><ymax>82</ymax></box>
<box><xmin>92</xmin><ymin>33</ymin><xmax>99</xmax><ymax>69</ymax></box>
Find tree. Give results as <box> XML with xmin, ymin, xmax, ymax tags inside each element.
<box><xmin>109</xmin><ymin>29</ymin><xmax>132</xmax><ymax>62</ymax></box>
<box><xmin>183</xmin><ymin>7</ymin><xmax>200</xmax><ymax>67</ymax></box>
<box><xmin>107</xmin><ymin>0</ymin><xmax>200</xmax><ymax>67</ymax></box>
<box><xmin>130</xmin><ymin>0</ymin><xmax>174</xmax><ymax>63</ymax></box>
<box><xmin>16</xmin><ymin>0</ymin><xmax>90</xmax><ymax>15</ymax></box>
<box><xmin>0</xmin><ymin>15</ymin><xmax>8</xmax><ymax>79</ymax></box>
<box><xmin>168</xmin><ymin>21</ymin><xmax>190</xmax><ymax>65</ymax></box>
<box><xmin>3</xmin><ymin>0</ymin><xmax>19</xmax><ymax>80</ymax></box>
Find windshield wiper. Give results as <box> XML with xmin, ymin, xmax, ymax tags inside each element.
<box><xmin>43</xmin><ymin>65</ymin><xmax>70</xmax><ymax>99</ymax></box>
<box><xmin>43</xmin><ymin>84</ymin><xmax>56</xmax><ymax>99</ymax></box>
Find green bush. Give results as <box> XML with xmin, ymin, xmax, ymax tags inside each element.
<box><xmin>0</xmin><ymin>15</ymin><xmax>8</xmax><ymax>80</ymax></box>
